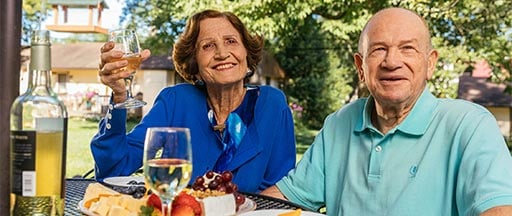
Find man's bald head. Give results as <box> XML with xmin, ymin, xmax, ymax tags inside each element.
<box><xmin>357</xmin><ymin>8</ymin><xmax>432</xmax><ymax>55</ymax></box>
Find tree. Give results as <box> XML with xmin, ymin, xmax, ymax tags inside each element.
<box><xmin>121</xmin><ymin>0</ymin><xmax>512</xmax><ymax>129</ymax></box>
<box><xmin>22</xmin><ymin>0</ymin><xmax>47</xmax><ymax>45</ymax></box>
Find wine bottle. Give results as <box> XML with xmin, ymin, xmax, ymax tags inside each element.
<box><xmin>10</xmin><ymin>30</ymin><xmax>68</xmax><ymax>216</ymax></box>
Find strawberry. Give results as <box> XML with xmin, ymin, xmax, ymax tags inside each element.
<box><xmin>171</xmin><ymin>204</ymin><xmax>195</xmax><ymax>216</ymax></box>
<box><xmin>173</xmin><ymin>192</ymin><xmax>202</xmax><ymax>216</ymax></box>
<box><xmin>147</xmin><ymin>193</ymin><xmax>162</xmax><ymax>211</ymax></box>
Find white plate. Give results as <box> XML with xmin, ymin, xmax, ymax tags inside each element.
<box><xmin>78</xmin><ymin>200</ymin><xmax>96</xmax><ymax>216</ymax></box>
<box><xmin>78</xmin><ymin>197</ymin><xmax>256</xmax><ymax>215</ymax></box>
<box><xmin>103</xmin><ymin>176</ymin><xmax>144</xmax><ymax>187</ymax></box>
<box><xmin>238</xmin><ymin>209</ymin><xmax>324</xmax><ymax>216</ymax></box>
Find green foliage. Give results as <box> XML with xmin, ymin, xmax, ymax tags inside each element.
<box><xmin>22</xmin><ymin>0</ymin><xmax>47</xmax><ymax>45</ymax></box>
<box><xmin>117</xmin><ymin>0</ymin><xmax>512</xmax><ymax>129</ymax></box>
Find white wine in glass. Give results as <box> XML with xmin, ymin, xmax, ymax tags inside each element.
<box><xmin>108</xmin><ymin>28</ymin><xmax>146</xmax><ymax>109</ymax></box>
<box><xmin>143</xmin><ymin>127</ymin><xmax>193</xmax><ymax>216</ymax></box>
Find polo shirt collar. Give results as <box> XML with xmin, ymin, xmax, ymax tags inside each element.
<box><xmin>356</xmin><ymin>87</ymin><xmax>437</xmax><ymax>135</ymax></box>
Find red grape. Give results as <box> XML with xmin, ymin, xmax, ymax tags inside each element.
<box><xmin>205</xmin><ymin>170</ymin><xmax>215</xmax><ymax>179</ymax></box>
<box><xmin>221</xmin><ymin>171</ymin><xmax>233</xmax><ymax>182</ymax></box>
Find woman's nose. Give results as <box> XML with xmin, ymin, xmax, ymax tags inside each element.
<box><xmin>214</xmin><ymin>45</ymin><xmax>230</xmax><ymax>59</ymax></box>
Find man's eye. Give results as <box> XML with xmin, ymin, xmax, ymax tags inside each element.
<box><xmin>370</xmin><ymin>47</ymin><xmax>386</xmax><ymax>54</ymax></box>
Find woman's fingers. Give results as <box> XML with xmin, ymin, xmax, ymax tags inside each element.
<box><xmin>141</xmin><ymin>49</ymin><xmax>152</xmax><ymax>61</ymax></box>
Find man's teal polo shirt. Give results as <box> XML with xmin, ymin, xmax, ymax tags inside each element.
<box><xmin>277</xmin><ymin>88</ymin><xmax>512</xmax><ymax>216</ymax></box>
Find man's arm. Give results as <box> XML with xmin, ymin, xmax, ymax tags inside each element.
<box><xmin>481</xmin><ymin>206</ymin><xmax>512</xmax><ymax>216</ymax></box>
<box><xmin>261</xmin><ymin>185</ymin><xmax>287</xmax><ymax>200</ymax></box>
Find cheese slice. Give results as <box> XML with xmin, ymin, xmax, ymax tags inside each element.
<box><xmin>201</xmin><ymin>194</ymin><xmax>236</xmax><ymax>216</ymax></box>
<box><xmin>89</xmin><ymin>196</ymin><xmax>111</xmax><ymax>216</ymax></box>
<box><xmin>107</xmin><ymin>205</ymin><xmax>131</xmax><ymax>216</ymax></box>
<box><xmin>278</xmin><ymin>209</ymin><xmax>302</xmax><ymax>216</ymax></box>
<box><xmin>119</xmin><ymin>194</ymin><xmax>146</xmax><ymax>213</ymax></box>
<box><xmin>83</xmin><ymin>183</ymin><xmax>120</xmax><ymax>208</ymax></box>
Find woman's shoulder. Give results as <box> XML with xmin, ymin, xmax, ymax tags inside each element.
<box><xmin>159</xmin><ymin>83</ymin><xmax>204</xmax><ymax>97</ymax></box>
<box><xmin>256</xmin><ymin>85</ymin><xmax>286</xmax><ymax>99</ymax></box>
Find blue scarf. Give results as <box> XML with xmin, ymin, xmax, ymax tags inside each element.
<box><xmin>210</xmin><ymin>87</ymin><xmax>258</xmax><ymax>172</ymax></box>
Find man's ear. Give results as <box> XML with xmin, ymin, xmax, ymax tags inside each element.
<box><xmin>426</xmin><ymin>49</ymin><xmax>438</xmax><ymax>80</ymax></box>
<box><xmin>354</xmin><ymin>52</ymin><xmax>365</xmax><ymax>81</ymax></box>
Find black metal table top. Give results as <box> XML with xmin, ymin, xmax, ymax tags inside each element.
<box><xmin>64</xmin><ymin>178</ymin><xmax>311</xmax><ymax>215</ymax></box>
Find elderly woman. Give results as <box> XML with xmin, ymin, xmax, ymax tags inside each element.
<box><xmin>91</xmin><ymin>9</ymin><xmax>296</xmax><ymax>192</ymax></box>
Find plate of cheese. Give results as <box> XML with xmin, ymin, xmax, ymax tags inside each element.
<box><xmin>79</xmin><ymin>182</ymin><xmax>256</xmax><ymax>216</ymax></box>
<box><xmin>78</xmin><ymin>183</ymin><xmax>146</xmax><ymax>216</ymax></box>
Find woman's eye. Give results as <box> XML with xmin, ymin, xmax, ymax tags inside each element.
<box><xmin>226</xmin><ymin>38</ymin><xmax>237</xmax><ymax>45</ymax></box>
<box><xmin>202</xmin><ymin>43</ymin><xmax>215</xmax><ymax>50</ymax></box>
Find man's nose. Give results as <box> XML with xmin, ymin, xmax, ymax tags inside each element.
<box><xmin>381</xmin><ymin>48</ymin><xmax>402</xmax><ymax>69</ymax></box>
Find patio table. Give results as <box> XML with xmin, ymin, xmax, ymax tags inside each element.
<box><xmin>64</xmin><ymin>178</ymin><xmax>314</xmax><ymax>215</ymax></box>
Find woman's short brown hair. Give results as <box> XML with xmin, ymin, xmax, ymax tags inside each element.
<box><xmin>172</xmin><ymin>9</ymin><xmax>264</xmax><ymax>83</ymax></box>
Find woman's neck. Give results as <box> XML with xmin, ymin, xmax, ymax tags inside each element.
<box><xmin>206</xmin><ymin>84</ymin><xmax>246</xmax><ymax>126</ymax></box>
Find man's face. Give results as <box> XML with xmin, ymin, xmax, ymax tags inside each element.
<box><xmin>354</xmin><ymin>9</ymin><xmax>438</xmax><ymax>108</ymax></box>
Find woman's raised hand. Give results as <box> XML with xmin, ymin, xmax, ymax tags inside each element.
<box><xmin>98</xmin><ymin>41</ymin><xmax>151</xmax><ymax>103</ymax></box>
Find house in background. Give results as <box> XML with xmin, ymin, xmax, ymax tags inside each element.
<box><xmin>20</xmin><ymin>42</ymin><xmax>286</xmax><ymax>118</ymax></box>
<box><xmin>457</xmin><ymin>60</ymin><xmax>512</xmax><ymax>139</ymax></box>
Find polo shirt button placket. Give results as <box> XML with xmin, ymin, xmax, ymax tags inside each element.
<box><xmin>375</xmin><ymin>145</ymin><xmax>382</xmax><ymax>152</ymax></box>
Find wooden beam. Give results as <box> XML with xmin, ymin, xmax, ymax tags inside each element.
<box><xmin>63</xmin><ymin>5</ymin><xmax>68</xmax><ymax>23</ymax></box>
<box><xmin>52</xmin><ymin>5</ymin><xmax>59</xmax><ymax>25</ymax></box>
<box><xmin>88</xmin><ymin>6</ymin><xmax>94</xmax><ymax>26</ymax></box>
<box><xmin>46</xmin><ymin>24</ymin><xmax>108</xmax><ymax>34</ymax></box>
<box><xmin>0</xmin><ymin>0</ymin><xmax>22</xmax><ymax>215</ymax></box>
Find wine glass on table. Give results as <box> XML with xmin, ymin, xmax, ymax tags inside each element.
<box><xmin>143</xmin><ymin>127</ymin><xmax>193</xmax><ymax>216</ymax></box>
<box><xmin>108</xmin><ymin>28</ymin><xmax>147</xmax><ymax>109</ymax></box>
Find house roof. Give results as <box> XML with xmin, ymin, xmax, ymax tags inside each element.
<box><xmin>457</xmin><ymin>72</ymin><xmax>512</xmax><ymax>107</ymax></box>
<box><xmin>47</xmin><ymin>0</ymin><xmax>109</xmax><ymax>9</ymax></box>
<box><xmin>30</xmin><ymin>42</ymin><xmax>174</xmax><ymax>70</ymax></box>
<box><xmin>23</xmin><ymin>42</ymin><xmax>282</xmax><ymax>77</ymax></box>
<box><xmin>258</xmin><ymin>51</ymin><xmax>285</xmax><ymax>78</ymax></box>
<box><xmin>51</xmin><ymin>43</ymin><xmax>103</xmax><ymax>70</ymax></box>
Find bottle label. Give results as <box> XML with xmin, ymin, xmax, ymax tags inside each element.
<box><xmin>11</xmin><ymin>130</ymin><xmax>36</xmax><ymax>196</ymax></box>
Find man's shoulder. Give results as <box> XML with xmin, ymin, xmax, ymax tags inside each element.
<box><xmin>323</xmin><ymin>98</ymin><xmax>367</xmax><ymax>124</ymax></box>
<box><xmin>437</xmin><ymin>98</ymin><xmax>490</xmax><ymax>114</ymax></box>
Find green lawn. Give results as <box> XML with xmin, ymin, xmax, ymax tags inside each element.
<box><xmin>66</xmin><ymin>118</ymin><xmax>98</xmax><ymax>178</ymax></box>
<box><xmin>65</xmin><ymin>117</ymin><xmax>318</xmax><ymax>178</ymax></box>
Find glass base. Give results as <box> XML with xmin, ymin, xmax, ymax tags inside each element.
<box><xmin>114</xmin><ymin>98</ymin><xmax>147</xmax><ymax>109</ymax></box>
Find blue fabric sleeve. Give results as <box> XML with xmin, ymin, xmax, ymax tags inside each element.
<box><xmin>91</xmin><ymin>88</ymin><xmax>176</xmax><ymax>181</ymax></box>
<box><xmin>258</xmin><ymin>96</ymin><xmax>296</xmax><ymax>191</ymax></box>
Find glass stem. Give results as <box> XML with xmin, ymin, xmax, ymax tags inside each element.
<box><xmin>124</xmin><ymin>74</ymin><xmax>134</xmax><ymax>98</ymax></box>
<box><xmin>162</xmin><ymin>200</ymin><xmax>172</xmax><ymax>216</ymax></box>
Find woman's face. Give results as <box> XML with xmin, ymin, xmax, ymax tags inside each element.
<box><xmin>195</xmin><ymin>17</ymin><xmax>248</xmax><ymax>87</ymax></box>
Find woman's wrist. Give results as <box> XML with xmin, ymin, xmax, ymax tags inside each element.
<box><xmin>112</xmin><ymin>91</ymin><xmax>128</xmax><ymax>104</ymax></box>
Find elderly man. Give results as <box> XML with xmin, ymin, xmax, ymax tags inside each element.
<box><xmin>262</xmin><ymin>7</ymin><xmax>512</xmax><ymax>216</ymax></box>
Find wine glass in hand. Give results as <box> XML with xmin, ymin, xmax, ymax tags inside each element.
<box><xmin>108</xmin><ymin>29</ymin><xmax>146</xmax><ymax>109</ymax></box>
<box><xmin>143</xmin><ymin>127</ymin><xmax>193</xmax><ymax>216</ymax></box>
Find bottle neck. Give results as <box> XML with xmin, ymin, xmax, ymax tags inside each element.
<box><xmin>27</xmin><ymin>43</ymin><xmax>53</xmax><ymax>93</ymax></box>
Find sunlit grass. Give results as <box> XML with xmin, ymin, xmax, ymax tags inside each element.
<box><xmin>66</xmin><ymin>117</ymin><xmax>98</xmax><ymax>178</ymax></box>
<box><xmin>66</xmin><ymin>117</ymin><xmax>138</xmax><ymax>178</ymax></box>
